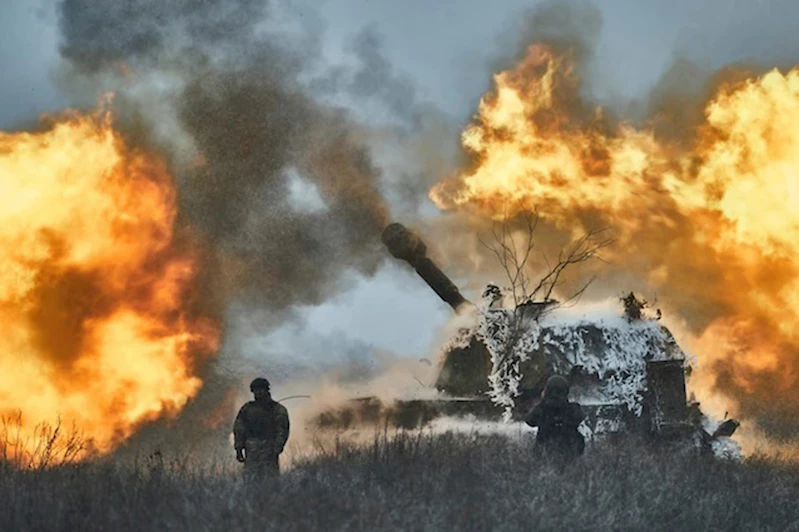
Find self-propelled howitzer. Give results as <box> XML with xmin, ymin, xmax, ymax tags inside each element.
<box><xmin>376</xmin><ymin>222</ymin><xmax>740</xmax><ymax>456</ymax></box>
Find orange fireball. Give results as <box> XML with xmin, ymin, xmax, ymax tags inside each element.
<box><xmin>432</xmin><ymin>43</ymin><xmax>799</xmax><ymax>437</ymax></box>
<box><xmin>0</xmin><ymin>107</ymin><xmax>219</xmax><ymax>460</ymax></box>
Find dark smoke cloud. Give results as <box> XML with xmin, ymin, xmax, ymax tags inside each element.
<box><xmin>58</xmin><ymin>0</ymin><xmax>388</xmax><ymax>315</ymax></box>
<box><xmin>59</xmin><ymin>0</ymin><xmax>288</xmax><ymax>72</ymax></box>
<box><xmin>513</xmin><ymin>0</ymin><xmax>601</xmax><ymax>67</ymax></box>
<box><xmin>311</xmin><ymin>25</ymin><xmax>425</xmax><ymax>132</ymax></box>
<box><xmin>305</xmin><ymin>24</ymin><xmax>460</xmax><ymax>218</ymax></box>
<box><xmin>177</xmin><ymin>69</ymin><xmax>387</xmax><ymax>311</ymax></box>
<box><xmin>347</xmin><ymin>26</ymin><xmax>421</xmax><ymax>127</ymax></box>
<box><xmin>486</xmin><ymin>0</ymin><xmax>602</xmax><ymax>104</ymax></box>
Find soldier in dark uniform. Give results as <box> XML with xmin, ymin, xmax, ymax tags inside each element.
<box><xmin>233</xmin><ymin>377</ymin><xmax>290</xmax><ymax>479</ymax></box>
<box><xmin>525</xmin><ymin>375</ymin><xmax>585</xmax><ymax>460</ymax></box>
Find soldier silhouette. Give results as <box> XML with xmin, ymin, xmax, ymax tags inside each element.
<box><xmin>233</xmin><ymin>377</ymin><xmax>290</xmax><ymax>479</ymax></box>
<box><xmin>525</xmin><ymin>375</ymin><xmax>585</xmax><ymax>460</ymax></box>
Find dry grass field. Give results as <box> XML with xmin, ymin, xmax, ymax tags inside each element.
<box><xmin>3</xmin><ymin>429</ymin><xmax>799</xmax><ymax>531</ymax></box>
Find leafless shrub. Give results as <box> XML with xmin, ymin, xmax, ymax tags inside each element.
<box><xmin>479</xmin><ymin>211</ymin><xmax>614</xmax><ymax>312</ymax></box>
<box><xmin>1</xmin><ymin>413</ymin><xmax>87</xmax><ymax>470</ymax></box>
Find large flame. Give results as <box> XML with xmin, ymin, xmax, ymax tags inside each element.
<box><xmin>0</xmin><ymin>108</ymin><xmax>219</xmax><ymax>458</ymax></box>
<box><xmin>432</xmin><ymin>44</ymin><xmax>799</xmax><ymax>438</ymax></box>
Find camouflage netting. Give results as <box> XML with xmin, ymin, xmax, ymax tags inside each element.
<box><xmin>445</xmin><ymin>292</ymin><xmax>685</xmax><ymax>419</ymax></box>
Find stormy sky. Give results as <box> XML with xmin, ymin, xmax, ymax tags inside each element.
<box><xmin>3</xmin><ymin>0</ymin><xmax>799</xmax><ymax>378</ymax></box>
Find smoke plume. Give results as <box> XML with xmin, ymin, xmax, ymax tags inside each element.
<box><xmin>59</xmin><ymin>0</ymin><xmax>389</xmax><ymax>316</ymax></box>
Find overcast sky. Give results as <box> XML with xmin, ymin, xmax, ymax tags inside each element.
<box><xmin>3</xmin><ymin>0</ymin><xmax>799</xmax><ymax>372</ymax></box>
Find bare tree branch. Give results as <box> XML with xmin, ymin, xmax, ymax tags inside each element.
<box><xmin>481</xmin><ymin>210</ymin><xmax>614</xmax><ymax>318</ymax></box>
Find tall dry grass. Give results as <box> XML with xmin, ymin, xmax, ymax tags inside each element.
<box><xmin>2</xmin><ymin>427</ymin><xmax>799</xmax><ymax>531</ymax></box>
<box><xmin>1</xmin><ymin>413</ymin><xmax>87</xmax><ymax>470</ymax></box>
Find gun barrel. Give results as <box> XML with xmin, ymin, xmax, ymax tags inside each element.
<box><xmin>382</xmin><ymin>223</ymin><xmax>469</xmax><ymax>311</ymax></box>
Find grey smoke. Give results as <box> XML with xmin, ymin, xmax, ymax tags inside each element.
<box><xmin>58</xmin><ymin>0</ymin><xmax>388</xmax><ymax>316</ymax></box>
<box><xmin>310</xmin><ymin>24</ymin><xmax>428</xmax><ymax>132</ymax></box>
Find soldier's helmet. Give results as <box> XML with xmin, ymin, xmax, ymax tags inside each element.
<box><xmin>250</xmin><ymin>377</ymin><xmax>271</xmax><ymax>392</ymax></box>
<box><xmin>544</xmin><ymin>375</ymin><xmax>569</xmax><ymax>399</ymax></box>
